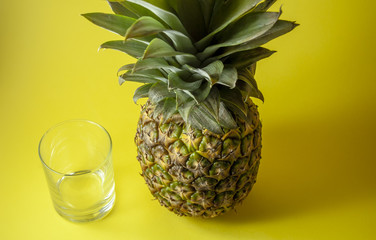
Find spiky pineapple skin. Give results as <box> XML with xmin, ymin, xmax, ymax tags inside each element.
<box><xmin>135</xmin><ymin>100</ymin><xmax>262</xmax><ymax>218</ymax></box>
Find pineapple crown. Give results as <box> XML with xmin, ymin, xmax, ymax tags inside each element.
<box><xmin>83</xmin><ymin>0</ymin><xmax>298</xmax><ymax>134</ymax></box>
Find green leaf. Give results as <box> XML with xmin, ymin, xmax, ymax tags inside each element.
<box><xmin>217</xmin><ymin>67</ymin><xmax>238</xmax><ymax>89</ymax></box>
<box><xmin>137</xmin><ymin>68</ymin><xmax>166</xmax><ymax>78</ymax></box>
<box><xmin>226</xmin><ymin>47</ymin><xmax>276</xmax><ymax>69</ymax></box>
<box><xmin>107</xmin><ymin>0</ymin><xmax>139</xmax><ymax>18</ymax></box>
<box><xmin>143</xmin><ymin>38</ymin><xmax>176</xmax><ymax>59</ymax></box>
<box><xmin>119</xmin><ymin>72</ymin><xmax>162</xmax><ymax>85</ymax></box>
<box><xmin>219</xmin><ymin>102</ymin><xmax>238</xmax><ymax>129</ymax></box>
<box><xmin>237</xmin><ymin>79</ymin><xmax>264</xmax><ymax>102</ymax></box>
<box><xmin>122</xmin><ymin>0</ymin><xmax>190</xmax><ymax>37</ymax></box>
<box><xmin>152</xmin><ymin>100</ymin><xmax>164</xmax><ymax>118</ymax></box>
<box><xmin>168</xmin><ymin>72</ymin><xmax>203</xmax><ymax>91</ymax></box>
<box><xmin>254</xmin><ymin>0</ymin><xmax>277</xmax><ymax>12</ymax></box>
<box><xmin>133</xmin><ymin>58</ymin><xmax>180</xmax><ymax>72</ymax></box>
<box><xmin>237</xmin><ymin>80</ymin><xmax>252</xmax><ymax>100</ymax></box>
<box><xmin>82</xmin><ymin>13</ymin><xmax>136</xmax><ymax>36</ymax></box>
<box><xmin>118</xmin><ymin>65</ymin><xmax>165</xmax><ymax>77</ymax></box>
<box><xmin>198</xmin><ymin>87</ymin><xmax>239</xmax><ymax>129</ymax></box>
<box><xmin>188</xmin><ymin>104</ymin><xmax>223</xmax><ymax>134</ymax></box>
<box><xmin>149</xmin><ymin>82</ymin><xmax>175</xmax><ymax>104</ymax></box>
<box><xmin>172</xmin><ymin>0</ymin><xmax>207</xmax><ymax>41</ymax></box>
<box><xmin>224</xmin><ymin>102</ymin><xmax>252</xmax><ymax>126</ymax></box>
<box><xmin>219</xmin><ymin>88</ymin><xmax>253</xmax><ymax>125</ymax></box>
<box><xmin>142</xmin><ymin>38</ymin><xmax>195</xmax><ymax>60</ymax></box>
<box><xmin>133</xmin><ymin>83</ymin><xmax>153</xmax><ymax>103</ymax></box>
<box><xmin>250</xmin><ymin>63</ymin><xmax>257</xmax><ymax>76</ymax></box>
<box><xmin>118</xmin><ymin>76</ymin><xmax>126</xmax><ymax>86</ymax></box>
<box><xmin>174</xmin><ymin>55</ymin><xmax>201</xmax><ymax>68</ymax></box>
<box><xmin>156</xmin><ymin>97</ymin><xmax>177</xmax><ymax>122</ymax></box>
<box><xmin>210</xmin><ymin>0</ymin><xmax>262</xmax><ymax>31</ymax></box>
<box><xmin>196</xmin><ymin>0</ymin><xmax>262</xmax><ymax>50</ymax></box>
<box><xmin>185</xmin><ymin>80</ymin><xmax>211</xmax><ymax>103</ymax></box>
<box><xmin>162</xmin><ymin>30</ymin><xmax>197</xmax><ymax>54</ymax></box>
<box><xmin>197</xmin><ymin>0</ymin><xmax>216</xmax><ymax>28</ymax></box>
<box><xmin>216</xmin><ymin>20</ymin><xmax>299</xmax><ymax>59</ymax></box>
<box><xmin>219</xmin><ymin>87</ymin><xmax>247</xmax><ymax>116</ymax></box>
<box><xmin>238</xmin><ymin>67</ymin><xmax>259</xmax><ymax>88</ymax></box>
<box><xmin>134</xmin><ymin>0</ymin><xmax>172</xmax><ymax>11</ymax></box>
<box><xmin>100</xmin><ymin>39</ymin><xmax>148</xmax><ymax>59</ymax></box>
<box><xmin>117</xmin><ymin>64</ymin><xmax>135</xmax><ymax>75</ymax></box>
<box><xmin>237</xmin><ymin>67</ymin><xmax>264</xmax><ymax>101</ymax></box>
<box><xmin>176</xmin><ymin>89</ymin><xmax>191</xmax><ymax>106</ymax></box>
<box><xmin>202</xmin><ymin>61</ymin><xmax>224</xmax><ymax>84</ymax></box>
<box><xmin>202</xmin><ymin>87</ymin><xmax>220</xmax><ymax>119</ymax></box>
<box><xmin>176</xmin><ymin>90</ymin><xmax>196</xmax><ymax>123</ymax></box>
<box><xmin>198</xmin><ymin>11</ymin><xmax>280</xmax><ymax>60</ymax></box>
<box><xmin>125</xmin><ymin>16</ymin><xmax>167</xmax><ymax>39</ymax></box>
<box><xmin>182</xmin><ymin>65</ymin><xmax>211</xmax><ymax>83</ymax></box>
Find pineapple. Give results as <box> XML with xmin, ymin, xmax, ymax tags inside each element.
<box><xmin>83</xmin><ymin>0</ymin><xmax>297</xmax><ymax>217</ymax></box>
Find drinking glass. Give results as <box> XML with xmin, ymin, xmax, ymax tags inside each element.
<box><xmin>38</xmin><ymin>120</ymin><xmax>115</xmax><ymax>222</ymax></box>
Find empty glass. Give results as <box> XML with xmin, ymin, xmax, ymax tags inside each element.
<box><xmin>38</xmin><ymin>120</ymin><xmax>115</xmax><ymax>222</ymax></box>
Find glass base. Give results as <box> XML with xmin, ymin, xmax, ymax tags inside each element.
<box><xmin>54</xmin><ymin>192</ymin><xmax>116</xmax><ymax>223</ymax></box>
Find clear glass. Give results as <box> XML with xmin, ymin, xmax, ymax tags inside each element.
<box><xmin>38</xmin><ymin>120</ymin><xmax>115</xmax><ymax>222</ymax></box>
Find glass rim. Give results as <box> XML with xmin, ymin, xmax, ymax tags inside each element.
<box><xmin>38</xmin><ymin>119</ymin><xmax>113</xmax><ymax>176</ymax></box>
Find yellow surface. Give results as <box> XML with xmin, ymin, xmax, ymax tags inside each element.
<box><xmin>1</xmin><ymin>0</ymin><xmax>375</xmax><ymax>239</ymax></box>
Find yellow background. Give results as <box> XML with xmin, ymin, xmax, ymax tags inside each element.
<box><xmin>1</xmin><ymin>0</ymin><xmax>375</xmax><ymax>239</ymax></box>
